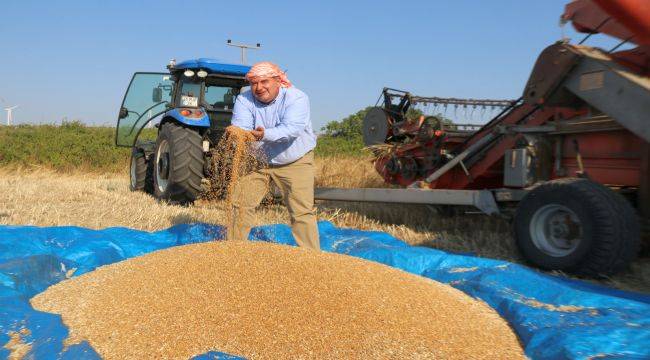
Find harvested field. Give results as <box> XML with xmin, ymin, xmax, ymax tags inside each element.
<box><xmin>316</xmin><ymin>155</ymin><xmax>386</xmax><ymax>188</ymax></box>
<box><xmin>31</xmin><ymin>241</ymin><xmax>525</xmax><ymax>359</ymax></box>
<box><xmin>0</xmin><ymin>166</ymin><xmax>648</xmax><ymax>294</ymax></box>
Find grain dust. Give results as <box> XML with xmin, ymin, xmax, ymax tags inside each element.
<box><xmin>448</xmin><ymin>266</ymin><xmax>479</xmax><ymax>273</ymax></box>
<box><xmin>3</xmin><ymin>328</ymin><xmax>31</xmax><ymax>360</ymax></box>
<box><xmin>31</xmin><ymin>241</ymin><xmax>525</xmax><ymax>359</ymax></box>
<box><xmin>523</xmin><ymin>299</ymin><xmax>584</xmax><ymax>313</ymax></box>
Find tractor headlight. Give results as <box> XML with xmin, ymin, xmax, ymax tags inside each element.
<box><xmin>197</xmin><ymin>70</ymin><xmax>208</xmax><ymax>78</ymax></box>
<box><xmin>183</xmin><ymin>70</ymin><xmax>195</xmax><ymax>77</ymax></box>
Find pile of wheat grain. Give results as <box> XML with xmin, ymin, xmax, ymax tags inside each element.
<box><xmin>31</xmin><ymin>241</ymin><xmax>525</xmax><ymax>359</ymax></box>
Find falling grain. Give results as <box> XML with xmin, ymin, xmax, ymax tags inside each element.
<box><xmin>205</xmin><ymin>125</ymin><xmax>262</xmax><ymax>202</ymax></box>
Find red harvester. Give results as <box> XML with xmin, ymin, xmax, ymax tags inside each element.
<box><xmin>315</xmin><ymin>0</ymin><xmax>650</xmax><ymax>276</ymax></box>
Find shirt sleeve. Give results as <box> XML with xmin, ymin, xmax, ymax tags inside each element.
<box><xmin>231</xmin><ymin>94</ymin><xmax>254</xmax><ymax>131</ymax></box>
<box><xmin>263</xmin><ymin>92</ymin><xmax>310</xmax><ymax>142</ymax></box>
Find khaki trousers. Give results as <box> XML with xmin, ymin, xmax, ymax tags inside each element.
<box><xmin>226</xmin><ymin>151</ymin><xmax>320</xmax><ymax>250</ymax></box>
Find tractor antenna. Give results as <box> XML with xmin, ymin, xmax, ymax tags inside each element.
<box><xmin>226</xmin><ymin>39</ymin><xmax>261</xmax><ymax>65</ymax></box>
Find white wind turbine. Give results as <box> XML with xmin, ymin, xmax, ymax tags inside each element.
<box><xmin>4</xmin><ymin>105</ymin><xmax>19</xmax><ymax>126</ymax></box>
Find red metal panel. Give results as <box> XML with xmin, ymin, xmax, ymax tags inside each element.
<box><xmin>429</xmin><ymin>108</ymin><xmax>644</xmax><ymax>190</ymax></box>
<box><xmin>556</xmin><ymin>130</ymin><xmax>643</xmax><ymax>186</ymax></box>
<box><xmin>592</xmin><ymin>0</ymin><xmax>650</xmax><ymax>45</ymax></box>
<box><xmin>564</xmin><ymin>0</ymin><xmax>650</xmax><ymax>46</ymax></box>
<box><xmin>563</xmin><ymin>0</ymin><xmax>650</xmax><ymax>75</ymax></box>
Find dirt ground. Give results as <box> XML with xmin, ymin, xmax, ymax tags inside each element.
<box><xmin>0</xmin><ymin>161</ymin><xmax>648</xmax><ymax>294</ymax></box>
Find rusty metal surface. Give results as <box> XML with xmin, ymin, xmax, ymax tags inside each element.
<box><xmin>522</xmin><ymin>43</ymin><xmax>582</xmax><ymax>106</ymax></box>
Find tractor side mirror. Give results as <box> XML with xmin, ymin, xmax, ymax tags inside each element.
<box><xmin>152</xmin><ymin>87</ymin><xmax>163</xmax><ymax>103</ymax></box>
<box><xmin>119</xmin><ymin>107</ymin><xmax>129</xmax><ymax>119</ymax></box>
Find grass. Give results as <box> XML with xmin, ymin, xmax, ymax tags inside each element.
<box><xmin>314</xmin><ymin>135</ymin><xmax>365</xmax><ymax>157</ymax></box>
<box><xmin>0</xmin><ymin>124</ymin><xmax>363</xmax><ymax>173</ymax></box>
<box><xmin>0</xmin><ymin>122</ymin><xmax>125</xmax><ymax>172</ymax></box>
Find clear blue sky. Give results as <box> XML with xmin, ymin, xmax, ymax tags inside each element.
<box><xmin>0</xmin><ymin>0</ymin><xmax>617</xmax><ymax>130</ymax></box>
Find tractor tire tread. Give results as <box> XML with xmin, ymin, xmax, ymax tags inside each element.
<box><xmin>129</xmin><ymin>149</ymin><xmax>147</xmax><ymax>191</ymax></box>
<box><xmin>154</xmin><ymin>122</ymin><xmax>204</xmax><ymax>205</ymax></box>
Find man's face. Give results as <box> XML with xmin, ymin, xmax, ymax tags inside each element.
<box><xmin>250</xmin><ymin>77</ymin><xmax>281</xmax><ymax>103</ymax></box>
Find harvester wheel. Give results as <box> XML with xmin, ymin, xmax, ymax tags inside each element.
<box><xmin>153</xmin><ymin>122</ymin><xmax>204</xmax><ymax>205</ymax></box>
<box><xmin>514</xmin><ymin>178</ymin><xmax>640</xmax><ymax>276</ymax></box>
<box><xmin>129</xmin><ymin>148</ymin><xmax>147</xmax><ymax>192</ymax></box>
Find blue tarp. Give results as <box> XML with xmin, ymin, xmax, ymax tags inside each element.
<box><xmin>1</xmin><ymin>222</ymin><xmax>648</xmax><ymax>359</ymax></box>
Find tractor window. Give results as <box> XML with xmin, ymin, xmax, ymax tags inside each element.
<box><xmin>179</xmin><ymin>81</ymin><xmax>201</xmax><ymax>108</ymax></box>
<box><xmin>204</xmin><ymin>85</ymin><xmax>238</xmax><ymax>111</ymax></box>
<box><xmin>116</xmin><ymin>72</ymin><xmax>173</xmax><ymax>147</ymax></box>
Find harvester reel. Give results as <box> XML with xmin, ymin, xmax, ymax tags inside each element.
<box><xmin>363</xmin><ymin>107</ymin><xmax>390</xmax><ymax>146</ymax></box>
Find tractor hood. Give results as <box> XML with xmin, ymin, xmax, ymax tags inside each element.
<box><xmin>173</xmin><ymin>58</ymin><xmax>251</xmax><ymax>77</ymax></box>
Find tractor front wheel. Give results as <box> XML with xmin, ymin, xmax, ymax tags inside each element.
<box><xmin>129</xmin><ymin>148</ymin><xmax>147</xmax><ymax>192</ymax></box>
<box><xmin>153</xmin><ymin>122</ymin><xmax>204</xmax><ymax>205</ymax></box>
<box><xmin>514</xmin><ymin>178</ymin><xmax>640</xmax><ymax>276</ymax></box>
<box><xmin>130</xmin><ymin>147</ymin><xmax>154</xmax><ymax>194</ymax></box>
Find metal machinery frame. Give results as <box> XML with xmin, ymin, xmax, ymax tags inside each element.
<box><xmin>314</xmin><ymin>0</ymin><xmax>650</xmax><ymax>274</ymax></box>
<box><xmin>318</xmin><ymin>0</ymin><xmax>649</xmax><ymax>214</ymax></box>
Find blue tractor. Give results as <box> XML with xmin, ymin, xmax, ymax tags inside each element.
<box><xmin>116</xmin><ymin>59</ymin><xmax>250</xmax><ymax>204</ymax></box>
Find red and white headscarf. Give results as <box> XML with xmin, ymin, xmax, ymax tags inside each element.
<box><xmin>245</xmin><ymin>61</ymin><xmax>292</xmax><ymax>88</ymax></box>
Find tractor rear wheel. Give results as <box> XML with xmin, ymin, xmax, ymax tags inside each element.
<box><xmin>514</xmin><ymin>178</ymin><xmax>640</xmax><ymax>276</ymax></box>
<box><xmin>153</xmin><ymin>122</ymin><xmax>204</xmax><ymax>205</ymax></box>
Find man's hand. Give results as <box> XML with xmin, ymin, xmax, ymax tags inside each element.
<box><xmin>251</xmin><ymin>126</ymin><xmax>264</xmax><ymax>141</ymax></box>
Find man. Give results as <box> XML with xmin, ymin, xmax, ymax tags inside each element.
<box><xmin>227</xmin><ymin>61</ymin><xmax>320</xmax><ymax>250</ymax></box>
